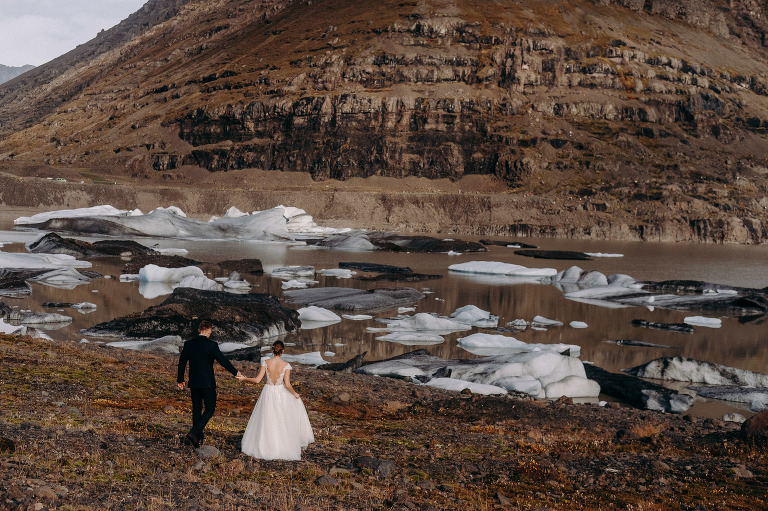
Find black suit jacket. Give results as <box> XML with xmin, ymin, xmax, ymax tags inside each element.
<box><xmin>177</xmin><ymin>334</ymin><xmax>238</xmax><ymax>389</ymax></box>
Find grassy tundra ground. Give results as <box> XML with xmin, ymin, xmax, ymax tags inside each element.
<box><xmin>0</xmin><ymin>333</ymin><xmax>766</xmax><ymax>510</ymax></box>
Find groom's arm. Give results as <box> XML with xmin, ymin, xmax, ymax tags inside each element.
<box><xmin>177</xmin><ymin>347</ymin><xmax>189</xmax><ymax>388</ymax></box>
<box><xmin>213</xmin><ymin>346</ymin><xmax>240</xmax><ymax>377</ymax></box>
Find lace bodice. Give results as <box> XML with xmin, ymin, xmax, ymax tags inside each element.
<box><xmin>262</xmin><ymin>359</ymin><xmax>291</xmax><ymax>386</ymax></box>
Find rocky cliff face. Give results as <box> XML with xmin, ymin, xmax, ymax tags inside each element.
<box><xmin>0</xmin><ymin>0</ymin><xmax>767</xmax><ymax>243</ymax></box>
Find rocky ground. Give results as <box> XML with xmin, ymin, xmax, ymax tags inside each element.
<box><xmin>1</xmin><ymin>333</ymin><xmax>766</xmax><ymax>510</ymax></box>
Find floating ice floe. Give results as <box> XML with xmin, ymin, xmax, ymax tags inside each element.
<box><xmin>107</xmin><ymin>335</ymin><xmax>184</xmax><ymax>353</ymax></box>
<box><xmin>14</xmin><ymin>205</ymin><xmax>143</xmax><ymax>225</ymax></box>
<box><xmin>683</xmin><ymin>316</ymin><xmax>722</xmax><ymax>328</ymax></box>
<box><xmin>0</xmin><ymin>320</ymin><xmax>52</xmax><ymax>339</ymax></box>
<box><xmin>376</xmin><ymin>332</ymin><xmax>446</xmax><ymax>345</ymax></box>
<box><xmin>532</xmin><ymin>315</ymin><xmax>563</xmax><ymax>327</ymax></box>
<box><xmin>272</xmin><ymin>266</ymin><xmax>315</xmax><ymax>279</ymax></box>
<box><xmin>457</xmin><ymin>333</ymin><xmax>580</xmax><ymax>357</ymax></box>
<box><xmin>450</xmin><ymin>305</ymin><xmax>498</xmax><ymax>328</ymax></box>
<box><xmin>0</xmin><ymin>250</ymin><xmax>92</xmax><ymax>270</ymax></box>
<box><xmin>318</xmin><ymin>268</ymin><xmax>356</xmax><ymax>279</ymax></box>
<box><xmin>357</xmin><ymin>350</ymin><xmax>599</xmax><ymax>399</ymax></box>
<box><xmin>282</xmin><ymin>279</ymin><xmax>317</xmax><ymax>290</ymax></box>
<box><xmin>585</xmin><ymin>253</ymin><xmax>624</xmax><ymax>258</ymax></box>
<box><xmin>6</xmin><ymin>311</ymin><xmax>72</xmax><ymax>326</ymax></box>
<box><xmin>284</xmin><ymin>286</ymin><xmax>425</xmax><ymax>312</ymax></box>
<box><xmin>29</xmin><ymin>268</ymin><xmax>99</xmax><ymax>289</ymax></box>
<box><xmin>449</xmin><ymin>261</ymin><xmax>557</xmax><ymax>278</ymax></box>
<box><xmin>624</xmin><ymin>357</ymin><xmax>768</xmax><ymax>387</ymax></box>
<box><xmin>367</xmin><ymin>312</ymin><xmax>473</xmax><ymax>335</ymax></box>
<box><xmin>154</xmin><ymin>247</ymin><xmax>189</xmax><ymax>256</ymax></box>
<box><xmin>298</xmin><ymin>306</ymin><xmax>342</xmax><ymax>323</ymax></box>
<box><xmin>15</xmin><ymin>205</ymin><xmax>349</xmax><ymax>242</ymax></box>
<box><xmin>398</xmin><ymin>307</ymin><xmax>416</xmax><ymax>314</ymax></box>
<box><xmin>425</xmin><ymin>378</ymin><xmax>507</xmax><ymax>395</ymax></box>
<box><xmin>342</xmin><ymin>314</ymin><xmax>374</xmax><ymax>321</ymax></box>
<box><xmin>279</xmin><ymin>351</ymin><xmax>335</xmax><ymax>367</ymax></box>
<box><xmin>569</xmin><ymin>321</ymin><xmax>588</xmax><ymax>329</ymax></box>
<box><xmin>688</xmin><ymin>385</ymin><xmax>768</xmax><ymax>412</ymax></box>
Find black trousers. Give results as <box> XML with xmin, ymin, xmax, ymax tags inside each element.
<box><xmin>189</xmin><ymin>387</ymin><xmax>217</xmax><ymax>437</ymax></box>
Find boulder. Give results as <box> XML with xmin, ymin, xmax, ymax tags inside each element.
<box><xmin>742</xmin><ymin>410</ymin><xmax>768</xmax><ymax>441</ymax></box>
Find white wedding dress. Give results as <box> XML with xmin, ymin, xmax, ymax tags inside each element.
<box><xmin>241</xmin><ymin>360</ymin><xmax>314</xmax><ymax>460</ymax></box>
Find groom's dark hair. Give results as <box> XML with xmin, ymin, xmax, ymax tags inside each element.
<box><xmin>198</xmin><ymin>319</ymin><xmax>213</xmax><ymax>332</ymax></box>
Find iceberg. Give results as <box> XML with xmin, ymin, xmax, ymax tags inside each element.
<box><xmin>0</xmin><ymin>251</ymin><xmax>92</xmax><ymax>270</ymax></box>
<box><xmin>450</xmin><ymin>305</ymin><xmax>498</xmax><ymax>328</ymax></box>
<box><xmin>366</xmin><ymin>313</ymin><xmax>473</xmax><ymax>335</ymax></box>
<box><xmin>298</xmin><ymin>306</ymin><xmax>341</xmax><ymax>323</ymax></box>
<box><xmin>139</xmin><ymin>264</ymin><xmax>204</xmax><ymax>283</ymax></box>
<box><xmin>624</xmin><ymin>357</ymin><xmax>768</xmax><ymax>387</ymax></box>
<box><xmin>448</xmin><ymin>261</ymin><xmax>557</xmax><ymax>278</ymax></box>
<box><xmin>457</xmin><ymin>333</ymin><xmax>580</xmax><ymax>357</ymax></box>
<box><xmin>14</xmin><ymin>205</ymin><xmax>346</xmax><ymax>242</ymax></box>
<box><xmin>357</xmin><ymin>350</ymin><xmax>599</xmax><ymax>399</ymax></box>
<box><xmin>279</xmin><ymin>351</ymin><xmax>335</xmax><ymax>367</ymax></box>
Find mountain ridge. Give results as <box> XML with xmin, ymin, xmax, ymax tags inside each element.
<box><xmin>1</xmin><ymin>0</ymin><xmax>767</xmax><ymax>243</ymax></box>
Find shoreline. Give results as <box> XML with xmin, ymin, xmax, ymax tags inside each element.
<box><xmin>0</xmin><ymin>333</ymin><xmax>766</xmax><ymax>509</ymax></box>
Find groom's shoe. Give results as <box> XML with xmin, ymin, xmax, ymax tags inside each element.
<box><xmin>185</xmin><ymin>432</ymin><xmax>200</xmax><ymax>448</ymax></box>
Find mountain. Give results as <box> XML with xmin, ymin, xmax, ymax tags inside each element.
<box><xmin>0</xmin><ymin>0</ymin><xmax>767</xmax><ymax>243</ymax></box>
<box><xmin>0</xmin><ymin>65</ymin><xmax>35</xmax><ymax>85</ymax></box>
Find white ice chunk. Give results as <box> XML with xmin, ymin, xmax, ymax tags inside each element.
<box><xmin>684</xmin><ymin>316</ymin><xmax>722</xmax><ymax>328</ymax></box>
<box><xmin>585</xmin><ymin>252</ymin><xmax>624</xmax><ymax>258</ymax></box>
<box><xmin>218</xmin><ymin>341</ymin><xmax>251</xmax><ymax>352</ymax></box>
<box><xmin>532</xmin><ymin>315</ymin><xmax>563</xmax><ymax>327</ymax></box>
<box><xmin>569</xmin><ymin>321</ymin><xmax>588</xmax><ymax>329</ymax></box>
<box><xmin>282</xmin><ymin>279</ymin><xmax>317</xmax><ymax>290</ymax></box>
<box><xmin>139</xmin><ymin>264</ymin><xmax>203</xmax><ymax>283</ymax></box>
<box><xmin>177</xmin><ymin>275</ymin><xmax>223</xmax><ymax>292</ymax></box>
<box><xmin>318</xmin><ymin>268</ymin><xmax>356</xmax><ymax>278</ymax></box>
<box><xmin>0</xmin><ymin>251</ymin><xmax>92</xmax><ymax>269</ymax></box>
<box><xmin>425</xmin><ymin>378</ymin><xmax>507</xmax><ymax>395</ymax></box>
<box><xmin>544</xmin><ymin>375</ymin><xmax>601</xmax><ymax>399</ymax></box>
<box><xmin>448</xmin><ymin>261</ymin><xmax>557</xmax><ymax>278</ymax></box>
<box><xmin>107</xmin><ymin>335</ymin><xmax>184</xmax><ymax>353</ymax></box>
<box><xmin>280</xmin><ymin>351</ymin><xmax>333</xmax><ymax>367</ymax></box>
<box><xmin>457</xmin><ymin>333</ymin><xmax>580</xmax><ymax>357</ymax></box>
<box><xmin>450</xmin><ymin>305</ymin><xmax>499</xmax><ymax>328</ymax></box>
<box><xmin>272</xmin><ymin>266</ymin><xmax>315</xmax><ymax>279</ymax></box>
<box><xmin>342</xmin><ymin>314</ymin><xmax>374</xmax><ymax>321</ymax></box>
<box><xmin>298</xmin><ymin>306</ymin><xmax>341</xmax><ymax>322</ymax></box>
<box><xmin>625</xmin><ymin>357</ymin><xmax>768</xmax><ymax>387</ymax></box>
<box><xmin>14</xmin><ymin>205</ymin><xmax>140</xmax><ymax>225</ymax></box>
<box><xmin>367</xmin><ymin>312</ymin><xmax>472</xmax><ymax>334</ymax></box>
<box><xmin>376</xmin><ymin>332</ymin><xmax>445</xmax><ymax>345</ymax></box>
<box><xmin>398</xmin><ymin>307</ymin><xmax>416</xmax><ymax>314</ymax></box>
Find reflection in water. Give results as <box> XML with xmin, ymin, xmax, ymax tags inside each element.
<box><xmin>3</xmin><ymin>230</ymin><xmax>768</xmax><ymax>418</ymax></box>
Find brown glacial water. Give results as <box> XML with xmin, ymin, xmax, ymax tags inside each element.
<box><xmin>3</xmin><ymin>223</ymin><xmax>768</xmax><ymax>419</ymax></box>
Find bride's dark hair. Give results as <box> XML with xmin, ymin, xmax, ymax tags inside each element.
<box><xmin>271</xmin><ymin>340</ymin><xmax>285</xmax><ymax>356</ymax></box>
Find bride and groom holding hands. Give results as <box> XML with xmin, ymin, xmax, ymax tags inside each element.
<box><xmin>176</xmin><ymin>320</ymin><xmax>314</xmax><ymax>461</ymax></box>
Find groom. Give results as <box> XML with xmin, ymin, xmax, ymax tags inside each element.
<box><xmin>177</xmin><ymin>319</ymin><xmax>242</xmax><ymax>448</ymax></box>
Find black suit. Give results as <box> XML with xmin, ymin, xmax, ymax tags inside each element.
<box><xmin>177</xmin><ymin>334</ymin><xmax>238</xmax><ymax>439</ymax></box>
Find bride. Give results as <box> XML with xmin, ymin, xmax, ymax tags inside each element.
<box><xmin>237</xmin><ymin>340</ymin><xmax>314</xmax><ymax>460</ymax></box>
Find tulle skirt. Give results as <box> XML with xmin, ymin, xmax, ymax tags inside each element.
<box><xmin>241</xmin><ymin>384</ymin><xmax>314</xmax><ymax>460</ymax></box>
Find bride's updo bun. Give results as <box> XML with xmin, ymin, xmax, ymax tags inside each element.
<box><xmin>271</xmin><ymin>340</ymin><xmax>285</xmax><ymax>356</ymax></box>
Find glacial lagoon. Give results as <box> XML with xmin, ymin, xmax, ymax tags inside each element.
<box><xmin>3</xmin><ymin>208</ymin><xmax>768</xmax><ymax>419</ymax></box>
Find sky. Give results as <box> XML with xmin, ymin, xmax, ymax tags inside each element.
<box><xmin>0</xmin><ymin>0</ymin><xmax>147</xmax><ymax>67</ymax></box>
